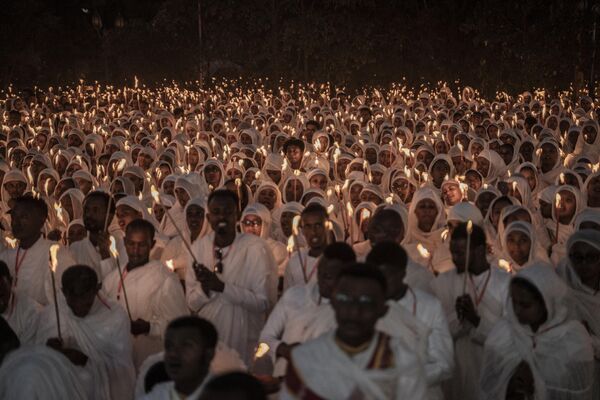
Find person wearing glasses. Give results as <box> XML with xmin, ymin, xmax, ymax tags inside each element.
<box><xmin>185</xmin><ymin>190</ymin><xmax>277</xmax><ymax>365</ymax></box>
<box><xmin>281</xmin><ymin>264</ymin><xmax>427</xmax><ymax>400</ymax></box>
<box><xmin>240</xmin><ymin>203</ymin><xmax>288</xmax><ymax>279</ymax></box>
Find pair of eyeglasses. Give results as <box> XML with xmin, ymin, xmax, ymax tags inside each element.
<box><xmin>242</xmin><ymin>219</ymin><xmax>262</xmax><ymax>227</ymax></box>
<box><xmin>214</xmin><ymin>248</ymin><xmax>224</xmax><ymax>273</ymax></box>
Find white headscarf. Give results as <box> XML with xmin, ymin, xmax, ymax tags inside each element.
<box><xmin>481</xmin><ymin>262</ymin><xmax>595</xmax><ymax>400</ymax></box>
<box><xmin>403</xmin><ymin>187</ymin><xmax>446</xmax><ymax>251</ymax></box>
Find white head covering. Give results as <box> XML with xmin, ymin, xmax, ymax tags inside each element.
<box><xmin>481</xmin><ymin>262</ymin><xmax>595</xmax><ymax>400</ymax></box>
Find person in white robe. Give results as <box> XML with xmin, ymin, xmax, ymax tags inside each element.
<box><xmin>481</xmin><ymin>262</ymin><xmax>595</xmax><ymax>400</ymax></box>
<box><xmin>240</xmin><ymin>202</ymin><xmax>288</xmax><ymax>277</ymax></box>
<box><xmin>557</xmin><ymin>229</ymin><xmax>600</xmax><ymax>399</ymax></box>
<box><xmin>355</xmin><ymin>205</ymin><xmax>434</xmax><ymax>292</ymax></box>
<box><xmin>0</xmin><ymin>345</ymin><xmax>87</xmax><ymax>400</ymax></box>
<box><xmin>281</xmin><ymin>265</ymin><xmax>427</xmax><ymax>400</ymax></box>
<box><xmin>135</xmin><ymin>342</ymin><xmax>246</xmax><ymax>398</ymax></box>
<box><xmin>70</xmin><ymin>191</ymin><xmax>118</xmax><ymax>279</ymax></box>
<box><xmin>259</xmin><ymin>242</ymin><xmax>356</xmax><ymax>377</ymax></box>
<box><xmin>0</xmin><ymin>196</ymin><xmax>76</xmax><ymax>305</ymax></box>
<box><xmin>0</xmin><ymin>260</ymin><xmax>39</xmax><ymax>344</ymax></box>
<box><xmin>283</xmin><ymin>203</ymin><xmax>330</xmax><ymax>290</ymax></box>
<box><xmin>431</xmin><ymin>222</ymin><xmax>510</xmax><ymax>400</ymax></box>
<box><xmin>367</xmin><ymin>241</ymin><xmax>454</xmax><ymax>400</ymax></box>
<box><xmin>186</xmin><ymin>190</ymin><xmax>276</xmax><ymax>365</ymax></box>
<box><xmin>161</xmin><ymin>197</ymin><xmax>209</xmax><ymax>280</ymax></box>
<box><xmin>140</xmin><ymin>316</ymin><xmax>217</xmax><ymax>400</ymax></box>
<box><xmin>403</xmin><ymin>187</ymin><xmax>451</xmax><ymax>275</ymax></box>
<box><xmin>103</xmin><ymin>219</ymin><xmax>188</xmax><ymax>369</ymax></box>
<box><xmin>36</xmin><ymin>264</ymin><xmax>135</xmax><ymax>400</ymax></box>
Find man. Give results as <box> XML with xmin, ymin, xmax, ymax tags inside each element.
<box><xmin>0</xmin><ymin>260</ymin><xmax>39</xmax><ymax>344</ymax></box>
<box><xmin>103</xmin><ymin>219</ymin><xmax>188</xmax><ymax>368</ymax></box>
<box><xmin>0</xmin><ymin>196</ymin><xmax>76</xmax><ymax>305</ymax></box>
<box><xmin>141</xmin><ymin>316</ymin><xmax>217</xmax><ymax>400</ymax></box>
<box><xmin>186</xmin><ymin>190</ymin><xmax>276</xmax><ymax>365</ymax></box>
<box><xmin>36</xmin><ymin>264</ymin><xmax>135</xmax><ymax>400</ymax></box>
<box><xmin>367</xmin><ymin>242</ymin><xmax>454</xmax><ymax>400</ymax></box>
<box><xmin>353</xmin><ymin>205</ymin><xmax>433</xmax><ymax>292</ymax></box>
<box><xmin>281</xmin><ymin>265</ymin><xmax>427</xmax><ymax>399</ymax></box>
<box><xmin>283</xmin><ymin>203</ymin><xmax>328</xmax><ymax>290</ymax></box>
<box><xmin>259</xmin><ymin>242</ymin><xmax>356</xmax><ymax>377</ymax></box>
<box><xmin>70</xmin><ymin>191</ymin><xmax>116</xmax><ymax>279</ymax></box>
<box><xmin>430</xmin><ymin>223</ymin><xmax>510</xmax><ymax>400</ymax></box>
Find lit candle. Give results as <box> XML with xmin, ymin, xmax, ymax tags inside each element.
<box><xmin>151</xmin><ymin>185</ymin><xmax>199</xmax><ymax>263</ymax></box>
<box><xmin>110</xmin><ymin>236</ymin><xmax>132</xmax><ymax>321</ymax></box>
<box><xmin>49</xmin><ymin>244</ymin><xmax>62</xmax><ymax>341</ymax></box>
<box><xmin>462</xmin><ymin>220</ymin><xmax>473</xmax><ymax>295</ymax></box>
<box><xmin>554</xmin><ymin>193</ymin><xmax>562</xmax><ymax>244</ymax></box>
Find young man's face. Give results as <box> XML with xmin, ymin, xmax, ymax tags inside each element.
<box><xmin>83</xmin><ymin>195</ymin><xmax>112</xmax><ymax>233</ymax></box>
<box><xmin>125</xmin><ymin>229</ymin><xmax>154</xmax><ymax>268</ymax></box>
<box><xmin>301</xmin><ymin>213</ymin><xmax>327</xmax><ymax>250</ymax></box>
<box><xmin>63</xmin><ymin>285</ymin><xmax>98</xmax><ymax>318</ymax></box>
<box><xmin>207</xmin><ymin>196</ymin><xmax>238</xmax><ymax>235</ymax></box>
<box><xmin>331</xmin><ymin>276</ymin><xmax>387</xmax><ymax>345</ymax></box>
<box><xmin>164</xmin><ymin>327</ymin><xmax>212</xmax><ymax>385</ymax></box>
<box><xmin>11</xmin><ymin>204</ymin><xmax>44</xmax><ymax>241</ymax></box>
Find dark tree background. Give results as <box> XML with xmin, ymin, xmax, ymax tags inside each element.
<box><xmin>2</xmin><ymin>0</ymin><xmax>599</xmax><ymax>96</ymax></box>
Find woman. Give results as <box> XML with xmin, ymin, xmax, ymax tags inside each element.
<box><xmin>240</xmin><ymin>203</ymin><xmax>287</xmax><ymax>277</ymax></box>
<box><xmin>402</xmin><ymin>187</ymin><xmax>447</xmax><ymax>270</ymax></box>
<box><xmin>500</xmin><ymin>221</ymin><xmax>550</xmax><ymax>273</ymax></box>
<box><xmin>548</xmin><ymin>185</ymin><xmax>583</xmax><ymax>264</ymax></box>
<box><xmin>558</xmin><ymin>229</ymin><xmax>600</xmax><ymax>399</ymax></box>
<box><xmin>161</xmin><ymin>197</ymin><xmax>209</xmax><ymax>280</ymax></box>
<box><xmin>481</xmin><ymin>262</ymin><xmax>594</xmax><ymax>399</ymax></box>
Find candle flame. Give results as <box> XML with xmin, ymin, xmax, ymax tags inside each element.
<box><xmin>555</xmin><ymin>193</ymin><xmax>561</xmax><ymax>209</ymax></box>
<box><xmin>115</xmin><ymin>158</ymin><xmax>127</xmax><ymax>173</ymax></box>
<box><xmin>54</xmin><ymin>202</ymin><xmax>66</xmax><ymax>225</ymax></box>
<box><xmin>166</xmin><ymin>259</ymin><xmax>175</xmax><ymax>272</ymax></box>
<box><xmin>466</xmin><ymin>220</ymin><xmax>473</xmax><ymax>234</ymax></box>
<box><xmin>255</xmin><ymin>342</ymin><xmax>270</xmax><ymax>359</ymax></box>
<box><xmin>359</xmin><ymin>208</ymin><xmax>371</xmax><ymax>223</ymax></box>
<box><xmin>292</xmin><ymin>215</ymin><xmax>301</xmax><ymax>236</ymax></box>
<box><xmin>109</xmin><ymin>236</ymin><xmax>118</xmax><ymax>258</ymax></box>
<box><xmin>49</xmin><ymin>244</ymin><xmax>60</xmax><ymax>272</ymax></box>
<box><xmin>559</xmin><ymin>173</ymin><xmax>565</xmax><ymax>184</ymax></box>
<box><xmin>326</xmin><ymin>204</ymin><xmax>335</xmax><ymax>215</ymax></box>
<box><xmin>287</xmin><ymin>235</ymin><xmax>295</xmax><ymax>253</ymax></box>
<box><xmin>5</xmin><ymin>237</ymin><xmax>17</xmax><ymax>249</ymax></box>
<box><xmin>346</xmin><ymin>202</ymin><xmax>353</xmax><ymax>218</ymax></box>
<box><xmin>498</xmin><ymin>259</ymin><xmax>512</xmax><ymax>273</ymax></box>
<box><xmin>235</xmin><ymin>178</ymin><xmax>242</xmax><ymax>187</ymax></box>
<box><xmin>441</xmin><ymin>228</ymin><xmax>449</xmax><ymax>241</ymax></box>
<box><xmin>150</xmin><ymin>185</ymin><xmax>160</xmax><ymax>203</ymax></box>
<box><xmin>417</xmin><ymin>243</ymin><xmax>431</xmax><ymax>259</ymax></box>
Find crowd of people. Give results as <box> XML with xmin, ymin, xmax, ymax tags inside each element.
<box><xmin>0</xmin><ymin>80</ymin><xmax>599</xmax><ymax>399</ymax></box>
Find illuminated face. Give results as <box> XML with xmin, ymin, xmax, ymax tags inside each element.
<box><xmin>309</xmin><ymin>173</ymin><xmax>328</xmax><ymax>192</ymax></box>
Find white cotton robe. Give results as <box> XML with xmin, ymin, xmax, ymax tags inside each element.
<box><xmin>103</xmin><ymin>260</ymin><xmax>188</xmax><ymax>368</ymax></box>
<box><xmin>281</xmin><ymin>331</ymin><xmax>427</xmax><ymax>400</ymax></box>
<box><xmin>36</xmin><ymin>293</ymin><xmax>135</xmax><ymax>400</ymax></box>
<box><xmin>185</xmin><ymin>232</ymin><xmax>276</xmax><ymax>365</ymax></box>
<box><xmin>430</xmin><ymin>265</ymin><xmax>510</xmax><ymax>400</ymax></box>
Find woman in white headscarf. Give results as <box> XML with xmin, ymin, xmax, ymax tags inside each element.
<box><xmin>480</xmin><ymin>262</ymin><xmax>594</xmax><ymax>400</ymax></box>
<box><xmin>574</xmin><ymin>119</ymin><xmax>600</xmax><ymax>158</ymax></box>
<box><xmin>557</xmin><ymin>229</ymin><xmax>600</xmax><ymax>399</ymax></box>
<box><xmin>161</xmin><ymin>197</ymin><xmax>209</xmax><ymax>280</ymax></box>
<box><xmin>402</xmin><ymin>187</ymin><xmax>447</xmax><ymax>270</ymax></box>
<box><xmin>161</xmin><ymin>176</ymin><xmax>202</xmax><ymax>239</ymax></box>
<box><xmin>240</xmin><ymin>202</ymin><xmax>287</xmax><ymax>276</ymax></box>
<box><xmin>475</xmin><ymin>149</ymin><xmax>506</xmax><ymax>185</ymax></box>
<box><xmin>500</xmin><ymin>221</ymin><xmax>551</xmax><ymax>273</ymax></box>
<box><xmin>549</xmin><ymin>185</ymin><xmax>584</xmax><ymax>265</ymax></box>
